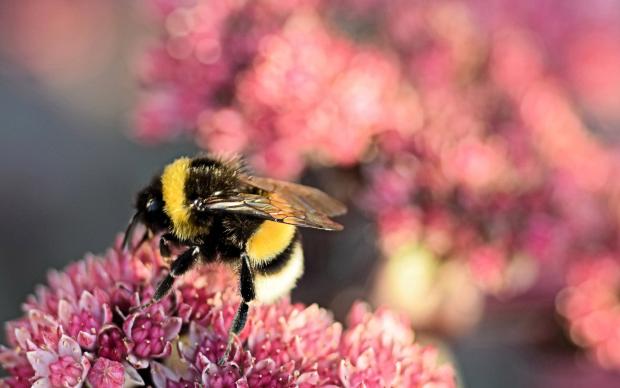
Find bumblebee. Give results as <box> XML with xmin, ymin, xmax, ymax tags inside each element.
<box><xmin>122</xmin><ymin>155</ymin><xmax>345</xmax><ymax>363</ymax></box>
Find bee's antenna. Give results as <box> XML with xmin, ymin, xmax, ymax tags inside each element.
<box><xmin>122</xmin><ymin>212</ymin><xmax>141</xmax><ymax>252</ymax></box>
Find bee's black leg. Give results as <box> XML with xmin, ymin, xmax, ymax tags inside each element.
<box><xmin>131</xmin><ymin>246</ymin><xmax>200</xmax><ymax>312</ymax></box>
<box><xmin>239</xmin><ymin>253</ymin><xmax>256</xmax><ymax>302</ymax></box>
<box><xmin>218</xmin><ymin>252</ymin><xmax>255</xmax><ymax>365</ymax></box>
<box><xmin>159</xmin><ymin>233</ymin><xmax>180</xmax><ymax>258</ymax></box>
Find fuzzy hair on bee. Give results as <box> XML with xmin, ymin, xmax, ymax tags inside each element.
<box><xmin>122</xmin><ymin>155</ymin><xmax>346</xmax><ymax>364</ymax></box>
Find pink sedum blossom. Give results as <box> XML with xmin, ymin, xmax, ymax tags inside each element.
<box><xmin>26</xmin><ymin>334</ymin><xmax>90</xmax><ymax>388</ymax></box>
<box><xmin>1</xmin><ymin>238</ymin><xmax>456</xmax><ymax>387</ymax></box>
<box><xmin>86</xmin><ymin>358</ymin><xmax>125</xmax><ymax>388</ymax></box>
<box><xmin>57</xmin><ymin>291</ymin><xmax>112</xmax><ymax>350</ymax></box>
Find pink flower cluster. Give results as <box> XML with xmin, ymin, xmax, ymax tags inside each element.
<box><xmin>135</xmin><ymin>0</ymin><xmax>319</xmax><ymax>149</ymax></box>
<box><xmin>360</xmin><ymin>0</ymin><xmax>620</xmax><ymax>297</ymax></box>
<box><xmin>0</xmin><ymin>238</ymin><xmax>456</xmax><ymax>387</ymax></box>
<box><xmin>136</xmin><ymin>1</ymin><xmax>415</xmax><ymax>178</ymax></box>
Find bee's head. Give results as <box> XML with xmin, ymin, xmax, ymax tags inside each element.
<box><xmin>123</xmin><ymin>177</ymin><xmax>170</xmax><ymax>250</ymax></box>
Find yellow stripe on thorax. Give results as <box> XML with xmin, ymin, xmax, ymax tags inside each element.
<box><xmin>161</xmin><ymin>157</ymin><xmax>201</xmax><ymax>240</ymax></box>
<box><xmin>246</xmin><ymin>221</ymin><xmax>296</xmax><ymax>264</ymax></box>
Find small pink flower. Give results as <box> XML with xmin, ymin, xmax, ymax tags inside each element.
<box><xmin>57</xmin><ymin>291</ymin><xmax>112</xmax><ymax>350</ymax></box>
<box><xmin>179</xmin><ymin>322</ymin><xmax>247</xmax><ymax>371</ymax></box>
<box><xmin>123</xmin><ymin>306</ymin><xmax>182</xmax><ymax>368</ymax></box>
<box><xmin>26</xmin><ymin>335</ymin><xmax>90</xmax><ymax>388</ymax></box>
<box><xmin>177</xmin><ymin>283</ymin><xmax>217</xmax><ymax>324</ymax></box>
<box><xmin>86</xmin><ymin>358</ymin><xmax>125</xmax><ymax>388</ymax></box>
<box><xmin>96</xmin><ymin>325</ymin><xmax>130</xmax><ymax>363</ymax></box>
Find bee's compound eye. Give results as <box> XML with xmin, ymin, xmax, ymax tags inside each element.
<box><xmin>146</xmin><ymin>198</ymin><xmax>161</xmax><ymax>212</ymax></box>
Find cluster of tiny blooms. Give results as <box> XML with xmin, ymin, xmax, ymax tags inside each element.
<box><xmin>0</xmin><ymin>237</ymin><xmax>456</xmax><ymax>387</ymax></box>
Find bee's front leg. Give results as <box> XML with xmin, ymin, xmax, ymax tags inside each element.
<box><xmin>218</xmin><ymin>252</ymin><xmax>255</xmax><ymax>365</ymax></box>
<box><xmin>131</xmin><ymin>246</ymin><xmax>200</xmax><ymax>312</ymax></box>
<box><xmin>159</xmin><ymin>232</ymin><xmax>181</xmax><ymax>258</ymax></box>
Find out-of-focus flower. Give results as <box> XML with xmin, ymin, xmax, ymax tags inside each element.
<box><xmin>373</xmin><ymin>242</ymin><xmax>484</xmax><ymax>335</ymax></box>
<box><xmin>557</xmin><ymin>257</ymin><xmax>620</xmax><ymax>369</ymax></box>
<box><xmin>233</xmin><ymin>11</ymin><xmax>417</xmax><ymax>177</ymax></box>
<box><xmin>134</xmin><ymin>0</ymin><xmax>311</xmax><ymax>147</ymax></box>
<box><xmin>0</xmin><ymin>237</ymin><xmax>456</xmax><ymax>387</ymax></box>
<box><xmin>135</xmin><ymin>1</ymin><xmax>420</xmax><ymax>179</ymax></box>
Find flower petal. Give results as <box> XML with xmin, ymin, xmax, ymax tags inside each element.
<box><xmin>339</xmin><ymin>359</ymin><xmax>351</xmax><ymax>388</ymax></box>
<box><xmin>31</xmin><ymin>377</ymin><xmax>52</xmax><ymax>388</ymax></box>
<box><xmin>151</xmin><ymin>361</ymin><xmax>178</xmax><ymax>387</ymax></box>
<box><xmin>80</xmin><ymin>356</ymin><xmax>92</xmax><ymax>384</ymax></box>
<box><xmin>14</xmin><ymin>327</ymin><xmax>33</xmax><ymax>350</ymax></box>
<box><xmin>162</xmin><ymin>317</ymin><xmax>182</xmax><ymax>341</ymax></box>
<box><xmin>78</xmin><ymin>291</ymin><xmax>97</xmax><ymax>315</ymax></box>
<box><xmin>122</xmin><ymin>314</ymin><xmax>138</xmax><ymax>338</ymax></box>
<box><xmin>150</xmin><ymin>341</ymin><xmax>172</xmax><ymax>359</ymax></box>
<box><xmin>297</xmin><ymin>371</ymin><xmax>320</xmax><ymax>384</ymax></box>
<box><xmin>78</xmin><ymin>331</ymin><xmax>97</xmax><ymax>350</ymax></box>
<box><xmin>126</xmin><ymin>354</ymin><xmax>149</xmax><ymax>369</ymax></box>
<box><xmin>0</xmin><ymin>347</ymin><xmax>23</xmax><ymax>368</ymax></box>
<box><xmin>27</xmin><ymin>350</ymin><xmax>56</xmax><ymax>377</ymax></box>
<box><xmin>57</xmin><ymin>300</ymin><xmax>75</xmax><ymax>324</ymax></box>
<box><xmin>101</xmin><ymin>304</ymin><xmax>113</xmax><ymax>326</ymax></box>
<box><xmin>58</xmin><ymin>335</ymin><xmax>81</xmax><ymax>360</ymax></box>
<box><xmin>124</xmin><ymin>363</ymin><xmax>145</xmax><ymax>386</ymax></box>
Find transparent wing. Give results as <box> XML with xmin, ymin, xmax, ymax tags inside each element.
<box><xmin>238</xmin><ymin>175</ymin><xmax>346</xmax><ymax>217</ymax></box>
<box><xmin>191</xmin><ymin>175</ymin><xmax>346</xmax><ymax>231</ymax></box>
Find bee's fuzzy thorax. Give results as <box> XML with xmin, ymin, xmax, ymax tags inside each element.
<box><xmin>186</xmin><ymin>157</ymin><xmax>247</xmax><ymax>197</ymax></box>
<box><xmin>161</xmin><ymin>157</ymin><xmax>195</xmax><ymax>239</ymax></box>
<box><xmin>161</xmin><ymin>156</ymin><xmax>249</xmax><ymax>240</ymax></box>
